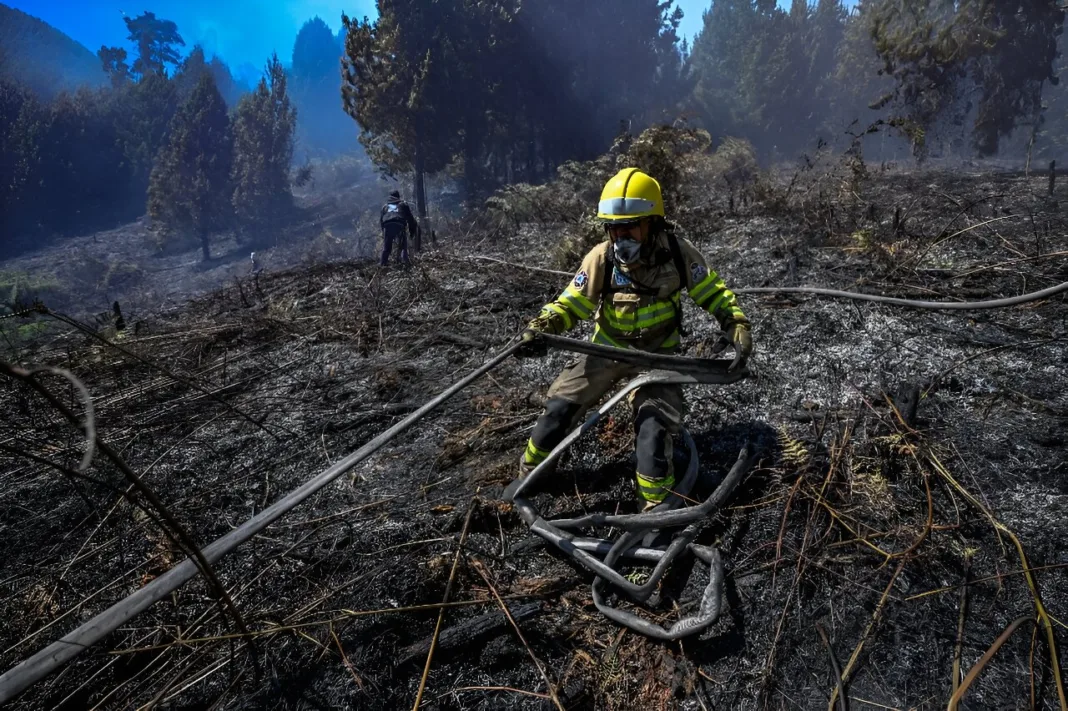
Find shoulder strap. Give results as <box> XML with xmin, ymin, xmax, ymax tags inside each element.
<box><xmin>666</xmin><ymin>231</ymin><xmax>687</xmax><ymax>337</ymax></box>
<box><xmin>601</xmin><ymin>244</ymin><xmax>614</xmax><ymax>297</ymax></box>
<box><xmin>666</xmin><ymin>231</ymin><xmax>687</xmax><ymax>287</ymax></box>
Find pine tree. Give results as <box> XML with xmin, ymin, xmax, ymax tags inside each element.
<box><xmin>292</xmin><ymin>17</ymin><xmax>340</xmax><ymax>84</ymax></box>
<box><xmin>871</xmin><ymin>0</ymin><xmax>1065</xmax><ymax>157</ymax></box>
<box><xmin>148</xmin><ymin>73</ymin><xmax>232</xmax><ymax>260</ymax></box>
<box><xmin>231</xmin><ymin>54</ymin><xmax>297</xmax><ymax>231</ymax></box>
<box><xmin>118</xmin><ymin>73</ymin><xmax>179</xmax><ymax>196</ymax></box>
<box><xmin>291</xmin><ymin>16</ymin><xmax>353</xmax><ymax>156</ymax></box>
<box><xmin>689</xmin><ymin>0</ymin><xmax>758</xmax><ymax>139</ymax></box>
<box><xmin>208</xmin><ymin>56</ymin><xmax>242</xmax><ymax>105</ymax></box>
<box><xmin>173</xmin><ymin>46</ymin><xmax>210</xmax><ymax>103</ymax></box>
<box><xmin>98</xmin><ymin>46</ymin><xmax>131</xmax><ymax>88</ymax></box>
<box><xmin>341</xmin><ymin>0</ymin><xmax>687</xmax><ymax>202</ymax></box>
<box><xmin>124</xmin><ymin>11</ymin><xmax>185</xmax><ymax>79</ymax></box>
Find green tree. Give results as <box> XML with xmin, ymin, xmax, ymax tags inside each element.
<box><xmin>98</xmin><ymin>46</ymin><xmax>131</xmax><ymax>88</ymax></box>
<box><xmin>342</xmin><ymin>3</ymin><xmax>462</xmax><ymax>214</ymax></box>
<box><xmin>291</xmin><ymin>16</ymin><xmax>356</xmax><ymax>156</ymax></box>
<box><xmin>686</xmin><ymin>0</ymin><xmax>851</xmax><ymax>157</ymax></box>
<box><xmin>124</xmin><ymin>11</ymin><xmax>185</xmax><ymax>79</ymax></box>
<box><xmin>173</xmin><ymin>46</ymin><xmax>210</xmax><ymax>102</ymax></box>
<box><xmin>208</xmin><ymin>56</ymin><xmax>242</xmax><ymax>105</ymax></box>
<box><xmin>231</xmin><ymin>54</ymin><xmax>297</xmax><ymax>231</ymax></box>
<box><xmin>1033</xmin><ymin>27</ymin><xmax>1068</xmax><ymax>158</ymax></box>
<box><xmin>342</xmin><ymin>0</ymin><xmax>687</xmax><ymax>203</ymax></box>
<box><xmin>292</xmin><ymin>17</ymin><xmax>340</xmax><ymax>83</ymax></box>
<box><xmin>0</xmin><ymin>80</ymin><xmax>39</xmax><ymax>244</ymax></box>
<box><xmin>117</xmin><ymin>73</ymin><xmax>179</xmax><ymax>197</ymax></box>
<box><xmin>689</xmin><ymin>0</ymin><xmax>759</xmax><ymax>139</ymax></box>
<box><xmin>148</xmin><ymin>73</ymin><xmax>232</xmax><ymax>260</ymax></box>
<box><xmin>871</xmin><ymin>0</ymin><xmax>1065</xmax><ymax>157</ymax></box>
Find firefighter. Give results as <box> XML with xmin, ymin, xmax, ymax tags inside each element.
<box><xmin>517</xmin><ymin>168</ymin><xmax>753</xmax><ymax>510</ymax></box>
<box><xmin>380</xmin><ymin>189</ymin><xmax>419</xmax><ymax>267</ymax></box>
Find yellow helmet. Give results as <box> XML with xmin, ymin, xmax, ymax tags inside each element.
<box><xmin>596</xmin><ymin>168</ymin><xmax>665</xmax><ymax>223</ymax></box>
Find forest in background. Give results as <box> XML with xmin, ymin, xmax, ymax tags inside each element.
<box><xmin>2</xmin><ymin>0</ymin><xmax>1067</xmax><ymax>259</ymax></box>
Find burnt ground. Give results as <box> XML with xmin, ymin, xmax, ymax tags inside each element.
<box><xmin>1</xmin><ymin>161</ymin><xmax>1067</xmax><ymax>710</ymax></box>
<box><xmin>0</xmin><ymin>154</ymin><xmax>400</xmax><ymax>324</ymax></box>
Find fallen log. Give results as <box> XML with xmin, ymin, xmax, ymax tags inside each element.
<box><xmin>397</xmin><ymin>601</ymin><xmax>545</xmax><ymax>667</ymax></box>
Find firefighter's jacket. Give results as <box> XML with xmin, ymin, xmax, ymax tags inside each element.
<box><xmin>535</xmin><ymin>233</ymin><xmax>748</xmax><ymax>351</ymax></box>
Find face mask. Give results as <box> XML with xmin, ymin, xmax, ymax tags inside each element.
<box><xmin>613</xmin><ymin>238</ymin><xmax>642</xmax><ymax>264</ymax></box>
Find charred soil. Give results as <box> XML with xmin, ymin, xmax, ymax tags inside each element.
<box><xmin>2</xmin><ymin>161</ymin><xmax>1067</xmax><ymax>710</ymax></box>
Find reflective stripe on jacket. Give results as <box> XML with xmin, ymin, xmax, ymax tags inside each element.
<box><xmin>535</xmin><ymin>232</ymin><xmax>748</xmax><ymax>351</ymax></box>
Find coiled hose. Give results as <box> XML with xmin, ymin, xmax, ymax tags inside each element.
<box><xmin>507</xmin><ymin>335</ymin><xmax>755</xmax><ymax>639</ymax></box>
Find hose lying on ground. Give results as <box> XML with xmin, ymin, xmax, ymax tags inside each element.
<box><xmin>0</xmin><ymin>343</ymin><xmax>523</xmax><ymax>705</ymax></box>
<box><xmin>465</xmin><ymin>253</ymin><xmax>1068</xmax><ymax>311</ymax></box>
<box><xmin>506</xmin><ymin>342</ymin><xmax>756</xmax><ymax>640</ymax></box>
<box><xmin>735</xmin><ymin>281</ymin><xmax>1068</xmax><ymax>310</ymax></box>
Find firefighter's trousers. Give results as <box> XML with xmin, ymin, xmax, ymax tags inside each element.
<box><xmin>521</xmin><ymin>353</ymin><xmax>684</xmax><ymax>504</ymax></box>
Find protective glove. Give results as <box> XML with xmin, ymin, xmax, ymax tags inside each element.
<box><xmin>516</xmin><ymin>327</ymin><xmax>548</xmax><ymax>358</ymax></box>
<box><xmin>725</xmin><ymin>323</ymin><xmax>752</xmax><ymax>372</ymax></box>
<box><xmin>696</xmin><ymin>335</ymin><xmax>729</xmax><ymax>359</ymax></box>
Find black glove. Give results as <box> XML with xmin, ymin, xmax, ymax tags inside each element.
<box><xmin>516</xmin><ymin>328</ymin><xmax>548</xmax><ymax>358</ymax></box>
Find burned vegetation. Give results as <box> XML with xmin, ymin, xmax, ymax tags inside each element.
<box><xmin>1</xmin><ymin>138</ymin><xmax>1068</xmax><ymax>710</ymax></box>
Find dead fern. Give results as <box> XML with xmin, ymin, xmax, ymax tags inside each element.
<box><xmin>777</xmin><ymin>425</ymin><xmax>811</xmax><ymax>468</ymax></box>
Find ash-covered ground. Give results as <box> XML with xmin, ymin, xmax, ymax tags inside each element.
<box><xmin>1</xmin><ymin>161</ymin><xmax>1067</xmax><ymax>710</ymax></box>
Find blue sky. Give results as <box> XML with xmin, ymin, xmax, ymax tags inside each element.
<box><xmin>8</xmin><ymin>0</ymin><xmax>781</xmax><ymax>80</ymax></box>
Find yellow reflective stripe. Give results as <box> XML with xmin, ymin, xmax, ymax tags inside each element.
<box><xmin>637</xmin><ymin>473</ymin><xmax>676</xmax><ymax>489</ymax></box>
<box><xmin>636</xmin><ymin>294</ymin><xmax>678</xmax><ymax>316</ymax></box>
<box><xmin>592</xmin><ymin>325</ymin><xmax>628</xmax><ymax>349</ymax></box>
<box><xmin>636</xmin><ymin>473</ymin><xmax>676</xmax><ymax>501</ymax></box>
<box><xmin>635</xmin><ymin>306</ymin><xmax>676</xmax><ymax>328</ymax></box>
<box><xmin>601</xmin><ymin>304</ymin><xmax>638</xmax><ymax>331</ymax></box>
<box><xmin>524</xmin><ymin>439</ymin><xmax>550</xmax><ymax>465</ymax></box>
<box><xmin>688</xmin><ymin>273</ymin><xmax>720</xmax><ymax>304</ymax></box>
<box><xmin>706</xmin><ymin>289</ymin><xmax>736</xmax><ymax>316</ymax></box>
<box><xmin>559</xmin><ymin>285</ymin><xmax>595</xmax><ymax>318</ymax></box>
<box><xmin>658</xmin><ymin>330</ymin><xmax>681</xmax><ymax>349</ymax></box>
<box><xmin>602</xmin><ymin>298</ymin><xmax>677</xmax><ymax>332</ymax></box>
<box><xmin>545</xmin><ymin>302</ymin><xmax>574</xmax><ymax>330</ymax></box>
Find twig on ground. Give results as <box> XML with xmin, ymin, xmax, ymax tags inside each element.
<box><xmin>950</xmin><ymin>552</ymin><xmax>973</xmax><ymax>698</ymax></box>
<box><xmin>0</xmin><ymin>361</ymin><xmax>254</xmax><ymax>657</ymax></box>
<box><xmin>45</xmin><ymin>308</ymin><xmax>290</xmax><ymax>440</ymax></box>
<box><xmin>929</xmin><ymin>450</ymin><xmax>1067</xmax><ymax>711</ymax></box>
<box><xmin>330</xmin><ymin>623</ymin><xmax>365</xmax><ymax>691</ymax></box>
<box><xmin>471</xmin><ymin>558</ymin><xmax>565</xmax><ymax>711</ymax></box>
<box><xmin>816</xmin><ymin>623</ymin><xmax>848</xmax><ymax>711</ymax></box>
<box><xmin>466</xmin><ymin>254</ymin><xmax>572</xmax><ymax>277</ymax></box>
<box><xmin>446</xmin><ymin>685</ymin><xmax>550</xmax><ymax>700</ymax></box>
<box><xmin>947</xmin><ymin>616</ymin><xmax>1036</xmax><ymax>711</ymax></box>
<box><xmin>412</xmin><ymin>490</ymin><xmax>480</xmax><ymax>710</ymax></box>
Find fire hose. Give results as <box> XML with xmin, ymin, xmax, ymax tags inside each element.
<box><xmin>0</xmin><ymin>344</ymin><xmax>522</xmax><ymax>704</ymax></box>
<box><xmin>506</xmin><ymin>333</ymin><xmax>754</xmax><ymax>640</ymax></box>
<box><xmin>0</xmin><ymin>334</ymin><xmax>746</xmax><ymax>702</ymax></box>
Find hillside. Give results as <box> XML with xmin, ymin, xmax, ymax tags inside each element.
<box><xmin>0</xmin><ymin>3</ymin><xmax>105</xmax><ymax>96</ymax></box>
<box><xmin>1</xmin><ymin>142</ymin><xmax>1067</xmax><ymax>709</ymax></box>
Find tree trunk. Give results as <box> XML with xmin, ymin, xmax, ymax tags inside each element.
<box><xmin>414</xmin><ymin>147</ymin><xmax>427</xmax><ymax>219</ymax></box>
<box><xmin>463</xmin><ymin>113</ymin><xmax>477</xmax><ymax>203</ymax></box>
<box><xmin>526</xmin><ymin>119</ymin><xmax>537</xmax><ymax>182</ymax></box>
<box><xmin>413</xmin><ymin>146</ymin><xmax>426</xmax><ymax>253</ymax></box>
